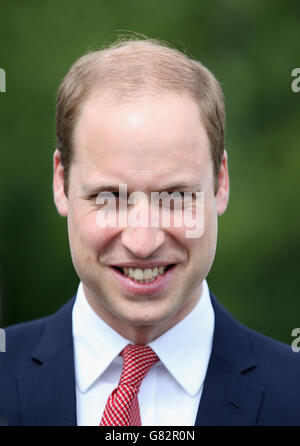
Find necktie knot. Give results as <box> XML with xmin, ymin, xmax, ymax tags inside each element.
<box><xmin>100</xmin><ymin>343</ymin><xmax>159</xmax><ymax>426</ymax></box>
<box><xmin>119</xmin><ymin>344</ymin><xmax>159</xmax><ymax>390</ymax></box>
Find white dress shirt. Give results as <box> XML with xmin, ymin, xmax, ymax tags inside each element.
<box><xmin>72</xmin><ymin>279</ymin><xmax>215</xmax><ymax>426</ymax></box>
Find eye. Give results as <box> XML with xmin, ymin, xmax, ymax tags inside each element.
<box><xmin>166</xmin><ymin>191</ymin><xmax>184</xmax><ymax>198</ymax></box>
<box><xmin>91</xmin><ymin>192</ymin><xmax>120</xmax><ymax>199</ymax></box>
<box><xmin>168</xmin><ymin>191</ymin><xmax>197</xmax><ymax>201</ymax></box>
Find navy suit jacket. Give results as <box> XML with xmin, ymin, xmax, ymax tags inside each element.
<box><xmin>1</xmin><ymin>292</ymin><xmax>300</xmax><ymax>426</ymax></box>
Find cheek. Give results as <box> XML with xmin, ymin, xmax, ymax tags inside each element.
<box><xmin>68</xmin><ymin>207</ymin><xmax>119</xmax><ymax>256</ymax></box>
<box><xmin>176</xmin><ymin>200</ymin><xmax>217</xmax><ymax>257</ymax></box>
<box><xmin>168</xmin><ymin>198</ymin><xmax>213</xmax><ymax>245</ymax></box>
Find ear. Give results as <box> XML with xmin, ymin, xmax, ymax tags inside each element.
<box><xmin>216</xmin><ymin>149</ymin><xmax>230</xmax><ymax>216</ymax></box>
<box><xmin>53</xmin><ymin>149</ymin><xmax>68</xmax><ymax>217</ymax></box>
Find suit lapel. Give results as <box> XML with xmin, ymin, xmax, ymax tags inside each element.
<box><xmin>195</xmin><ymin>293</ymin><xmax>264</xmax><ymax>425</ymax></box>
<box><xmin>17</xmin><ymin>297</ymin><xmax>77</xmax><ymax>426</ymax></box>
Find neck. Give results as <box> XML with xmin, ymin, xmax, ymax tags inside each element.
<box><xmin>83</xmin><ymin>283</ymin><xmax>202</xmax><ymax>344</ymax></box>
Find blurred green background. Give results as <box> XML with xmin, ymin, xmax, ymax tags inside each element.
<box><xmin>0</xmin><ymin>0</ymin><xmax>299</xmax><ymax>344</ymax></box>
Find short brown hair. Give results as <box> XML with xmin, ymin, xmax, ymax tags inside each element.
<box><xmin>55</xmin><ymin>38</ymin><xmax>225</xmax><ymax>195</ymax></box>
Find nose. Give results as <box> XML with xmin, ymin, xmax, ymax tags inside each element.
<box><xmin>121</xmin><ymin>226</ymin><xmax>166</xmax><ymax>259</ymax></box>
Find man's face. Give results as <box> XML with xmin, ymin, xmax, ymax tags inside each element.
<box><xmin>53</xmin><ymin>92</ymin><xmax>229</xmax><ymax>342</ymax></box>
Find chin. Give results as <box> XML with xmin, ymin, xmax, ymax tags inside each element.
<box><xmin>116</xmin><ymin>305</ymin><xmax>177</xmax><ymax>328</ymax></box>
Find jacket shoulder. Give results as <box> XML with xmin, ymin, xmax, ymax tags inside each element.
<box><xmin>240</xmin><ymin>321</ymin><xmax>300</xmax><ymax>391</ymax></box>
<box><xmin>211</xmin><ymin>291</ymin><xmax>300</xmax><ymax>377</ymax></box>
<box><xmin>0</xmin><ymin>297</ymin><xmax>75</xmax><ymax>374</ymax></box>
<box><xmin>243</xmin><ymin>322</ymin><xmax>298</xmax><ymax>364</ymax></box>
<box><xmin>0</xmin><ymin>314</ymin><xmax>53</xmax><ymax>372</ymax></box>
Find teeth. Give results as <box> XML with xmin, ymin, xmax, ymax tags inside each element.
<box><xmin>152</xmin><ymin>267</ymin><xmax>158</xmax><ymax>277</ymax></box>
<box><xmin>121</xmin><ymin>265</ymin><xmax>168</xmax><ymax>281</ymax></box>
<box><xmin>143</xmin><ymin>269</ymin><xmax>153</xmax><ymax>279</ymax></box>
<box><xmin>133</xmin><ymin>268</ymin><xmax>144</xmax><ymax>280</ymax></box>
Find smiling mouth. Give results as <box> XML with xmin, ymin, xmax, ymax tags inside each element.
<box><xmin>111</xmin><ymin>264</ymin><xmax>175</xmax><ymax>284</ymax></box>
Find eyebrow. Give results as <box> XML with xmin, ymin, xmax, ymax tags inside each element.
<box><xmin>159</xmin><ymin>182</ymin><xmax>203</xmax><ymax>191</ymax></box>
<box><xmin>82</xmin><ymin>184</ymin><xmax>124</xmax><ymax>194</ymax></box>
<box><xmin>82</xmin><ymin>182</ymin><xmax>203</xmax><ymax>194</ymax></box>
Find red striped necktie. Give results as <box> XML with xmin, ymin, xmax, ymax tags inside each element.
<box><xmin>100</xmin><ymin>344</ymin><xmax>159</xmax><ymax>426</ymax></box>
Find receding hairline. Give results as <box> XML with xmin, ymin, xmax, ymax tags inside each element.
<box><xmin>59</xmin><ymin>38</ymin><xmax>218</xmax><ymax>102</ymax></box>
<box><xmin>56</xmin><ymin>37</ymin><xmax>225</xmax><ymax>195</ymax></box>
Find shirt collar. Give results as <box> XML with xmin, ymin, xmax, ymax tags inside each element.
<box><xmin>72</xmin><ymin>279</ymin><xmax>215</xmax><ymax>396</ymax></box>
<box><xmin>149</xmin><ymin>279</ymin><xmax>215</xmax><ymax>396</ymax></box>
<box><xmin>72</xmin><ymin>282</ymin><xmax>129</xmax><ymax>393</ymax></box>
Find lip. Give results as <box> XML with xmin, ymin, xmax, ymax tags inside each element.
<box><xmin>110</xmin><ymin>262</ymin><xmax>173</xmax><ymax>269</ymax></box>
<box><xmin>109</xmin><ymin>264</ymin><xmax>177</xmax><ymax>296</ymax></box>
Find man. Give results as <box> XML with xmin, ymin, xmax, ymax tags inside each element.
<box><xmin>1</xmin><ymin>38</ymin><xmax>300</xmax><ymax>426</ymax></box>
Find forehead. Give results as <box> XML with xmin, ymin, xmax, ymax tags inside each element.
<box><xmin>72</xmin><ymin>92</ymin><xmax>212</xmax><ymax>190</ymax></box>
